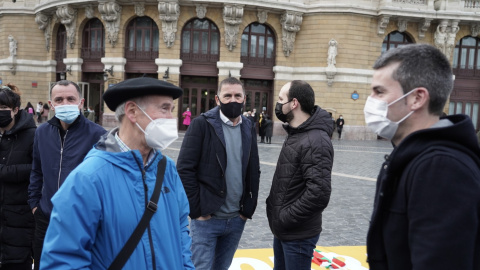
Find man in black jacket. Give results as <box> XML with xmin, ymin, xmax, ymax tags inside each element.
<box><xmin>266</xmin><ymin>80</ymin><xmax>333</xmax><ymax>270</ymax></box>
<box><xmin>177</xmin><ymin>77</ymin><xmax>260</xmax><ymax>269</ymax></box>
<box><xmin>365</xmin><ymin>44</ymin><xmax>480</xmax><ymax>270</ymax></box>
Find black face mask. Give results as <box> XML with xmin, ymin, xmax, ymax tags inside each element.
<box><xmin>0</xmin><ymin>110</ymin><xmax>13</xmax><ymax>128</ymax></box>
<box><xmin>218</xmin><ymin>98</ymin><xmax>244</xmax><ymax>119</ymax></box>
<box><xmin>275</xmin><ymin>100</ymin><xmax>293</xmax><ymax>123</ymax></box>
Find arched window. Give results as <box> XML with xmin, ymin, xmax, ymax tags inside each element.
<box><xmin>181</xmin><ymin>19</ymin><xmax>219</xmax><ymax>62</ymax></box>
<box><xmin>241</xmin><ymin>23</ymin><xmax>275</xmax><ymax>66</ymax></box>
<box><xmin>55</xmin><ymin>25</ymin><xmax>67</xmax><ymax>79</ymax></box>
<box><xmin>82</xmin><ymin>18</ymin><xmax>105</xmax><ymax>59</ymax></box>
<box><xmin>453</xmin><ymin>36</ymin><xmax>480</xmax><ymax>76</ymax></box>
<box><xmin>382</xmin><ymin>31</ymin><xmax>413</xmax><ymax>53</ymax></box>
<box><xmin>125</xmin><ymin>17</ymin><xmax>159</xmax><ymax>60</ymax></box>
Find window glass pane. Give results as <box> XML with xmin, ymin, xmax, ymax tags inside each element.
<box><xmin>211</xmin><ymin>32</ymin><xmax>219</xmax><ymax>55</ymax></box>
<box><xmin>129</xmin><ymin>30</ymin><xmax>135</xmax><ymax>51</ymax></box>
<box><xmin>466</xmin><ymin>102</ymin><xmax>472</xmax><ymax>117</ymax></box>
<box><xmin>250</xmin><ymin>35</ymin><xmax>257</xmax><ymax>57</ymax></box>
<box><xmin>136</xmin><ymin>30</ymin><xmax>142</xmax><ymax>50</ymax></box>
<box><xmin>191</xmin><ymin>88</ymin><xmax>198</xmax><ymax>117</ymax></box>
<box><xmin>193</xmin><ymin>19</ymin><xmax>204</xmax><ymax>29</ymax></box>
<box><xmin>456</xmin><ymin>102</ymin><xmax>463</xmax><ymax>114</ymax></box>
<box><xmin>242</xmin><ymin>25</ymin><xmax>250</xmax><ymax>34</ymax></box>
<box><xmin>182</xmin><ymin>31</ymin><xmax>190</xmax><ymax>53</ymax></box>
<box><xmin>182</xmin><ymin>88</ymin><xmax>189</xmax><ymax>113</ymax></box>
<box><xmin>267</xmin><ymin>37</ymin><xmax>274</xmax><ymax>58</ymax></box>
<box><xmin>463</xmin><ymin>37</ymin><xmax>476</xmax><ymax>46</ymax></box>
<box><xmin>461</xmin><ymin>48</ymin><xmax>467</xmax><ymax>69</ymax></box>
<box><xmin>389</xmin><ymin>32</ymin><xmax>404</xmax><ymax>42</ymax></box>
<box><xmin>245</xmin><ymin>91</ymin><xmax>251</xmax><ymax>111</ymax></box>
<box><xmin>448</xmin><ymin>101</ymin><xmax>455</xmax><ymax>115</ymax></box>
<box><xmin>208</xmin><ymin>90</ymin><xmax>216</xmax><ymax>111</ymax></box>
<box><xmin>145</xmin><ymin>29</ymin><xmax>151</xmax><ymax>51</ymax></box>
<box><xmin>185</xmin><ymin>22</ymin><xmax>191</xmax><ymax>29</ymax></box>
<box><xmin>381</xmin><ymin>42</ymin><xmax>387</xmax><ymax>53</ymax></box>
<box><xmin>201</xmin><ymin>88</ymin><xmax>207</xmax><ymax>113</ymax></box>
<box><xmin>211</xmin><ymin>23</ymin><xmax>217</xmax><ymax>30</ymax></box>
<box><xmin>153</xmin><ymin>30</ymin><xmax>159</xmax><ymax>50</ymax></box>
<box><xmin>137</xmin><ymin>17</ymin><xmax>150</xmax><ymax>27</ymax></box>
<box><xmin>477</xmin><ymin>49</ymin><xmax>480</xmax><ymax>70</ymax></box>
<box><xmin>91</xmin><ymin>32</ymin><xmax>95</xmax><ymax>49</ymax></box>
<box><xmin>201</xmin><ymin>32</ymin><xmax>208</xmax><ymax>54</ymax></box>
<box><xmin>473</xmin><ymin>103</ymin><xmax>479</xmax><ymax>130</ymax></box>
<box><xmin>261</xmin><ymin>92</ymin><xmax>268</xmax><ymax>111</ymax></box>
<box><xmin>251</xmin><ymin>24</ymin><xmax>265</xmax><ymax>34</ymax></box>
<box><xmin>469</xmin><ymin>48</ymin><xmax>475</xmax><ymax>69</ymax></box>
<box><xmin>254</xmin><ymin>92</ymin><xmax>260</xmax><ymax>111</ymax></box>
<box><xmin>453</xmin><ymin>47</ymin><xmax>459</xmax><ymax>68</ymax></box>
<box><xmin>193</xmin><ymin>31</ymin><xmax>200</xmax><ymax>53</ymax></box>
<box><xmin>258</xmin><ymin>36</ymin><xmax>265</xmax><ymax>58</ymax></box>
<box><xmin>241</xmin><ymin>34</ymin><xmax>248</xmax><ymax>57</ymax></box>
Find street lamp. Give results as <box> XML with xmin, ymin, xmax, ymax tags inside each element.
<box><xmin>163</xmin><ymin>67</ymin><xmax>169</xmax><ymax>81</ymax></box>
<box><xmin>60</xmin><ymin>72</ymin><xmax>66</xmax><ymax>80</ymax></box>
<box><xmin>103</xmin><ymin>72</ymin><xmax>108</xmax><ymax>82</ymax></box>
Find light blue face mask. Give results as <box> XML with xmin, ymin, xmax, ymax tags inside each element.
<box><xmin>54</xmin><ymin>103</ymin><xmax>80</xmax><ymax>124</ymax></box>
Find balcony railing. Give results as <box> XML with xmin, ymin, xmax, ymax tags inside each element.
<box><xmin>124</xmin><ymin>48</ymin><xmax>158</xmax><ymax>60</ymax></box>
<box><xmin>181</xmin><ymin>50</ymin><xmax>219</xmax><ymax>63</ymax></box>
<box><xmin>465</xmin><ymin>0</ymin><xmax>480</xmax><ymax>8</ymax></box>
<box><xmin>240</xmin><ymin>55</ymin><xmax>275</xmax><ymax>67</ymax></box>
<box><xmin>81</xmin><ymin>48</ymin><xmax>105</xmax><ymax>60</ymax></box>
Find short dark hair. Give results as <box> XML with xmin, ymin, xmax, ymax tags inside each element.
<box><xmin>373</xmin><ymin>44</ymin><xmax>453</xmax><ymax>116</ymax></box>
<box><xmin>218</xmin><ymin>77</ymin><xmax>245</xmax><ymax>96</ymax></box>
<box><xmin>50</xmin><ymin>80</ymin><xmax>82</xmax><ymax>98</ymax></box>
<box><xmin>0</xmin><ymin>84</ymin><xmax>21</xmax><ymax>109</ymax></box>
<box><xmin>287</xmin><ymin>80</ymin><xmax>315</xmax><ymax>115</ymax></box>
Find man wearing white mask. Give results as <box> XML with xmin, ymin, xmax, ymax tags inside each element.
<box><xmin>177</xmin><ymin>77</ymin><xmax>260</xmax><ymax>269</ymax></box>
<box><xmin>39</xmin><ymin>77</ymin><xmax>194</xmax><ymax>269</ymax></box>
<box><xmin>365</xmin><ymin>44</ymin><xmax>480</xmax><ymax>270</ymax></box>
<box><xmin>28</xmin><ymin>80</ymin><xmax>106</xmax><ymax>270</ymax></box>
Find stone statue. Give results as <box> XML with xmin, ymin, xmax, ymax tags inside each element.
<box><xmin>8</xmin><ymin>35</ymin><xmax>17</xmax><ymax>57</ymax></box>
<box><xmin>445</xmin><ymin>23</ymin><xmax>459</xmax><ymax>60</ymax></box>
<box><xmin>434</xmin><ymin>23</ymin><xmax>447</xmax><ymax>54</ymax></box>
<box><xmin>327</xmin><ymin>39</ymin><xmax>338</xmax><ymax>67</ymax></box>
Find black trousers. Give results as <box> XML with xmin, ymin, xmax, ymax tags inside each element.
<box><xmin>33</xmin><ymin>207</ymin><xmax>49</xmax><ymax>270</ymax></box>
<box><xmin>1</xmin><ymin>261</ymin><xmax>33</xmax><ymax>270</ymax></box>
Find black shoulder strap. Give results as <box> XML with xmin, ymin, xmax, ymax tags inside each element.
<box><xmin>108</xmin><ymin>155</ymin><xmax>167</xmax><ymax>270</ymax></box>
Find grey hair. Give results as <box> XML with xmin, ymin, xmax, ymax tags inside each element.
<box><xmin>373</xmin><ymin>44</ymin><xmax>453</xmax><ymax>116</ymax></box>
<box><xmin>114</xmin><ymin>97</ymin><xmax>147</xmax><ymax>123</ymax></box>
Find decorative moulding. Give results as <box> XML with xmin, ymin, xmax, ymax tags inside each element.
<box><xmin>196</xmin><ymin>4</ymin><xmax>207</xmax><ymax>19</ymax></box>
<box><xmin>397</xmin><ymin>19</ymin><xmax>408</xmax><ymax>32</ymax></box>
<box><xmin>135</xmin><ymin>2</ymin><xmax>145</xmax><ymax>17</ymax></box>
<box><xmin>223</xmin><ymin>4</ymin><xmax>244</xmax><ymax>51</ymax></box>
<box><xmin>85</xmin><ymin>5</ymin><xmax>94</xmax><ymax>19</ymax></box>
<box><xmin>257</xmin><ymin>9</ymin><xmax>268</xmax><ymax>24</ymax></box>
<box><xmin>56</xmin><ymin>5</ymin><xmax>77</xmax><ymax>49</ymax></box>
<box><xmin>418</xmin><ymin>18</ymin><xmax>432</xmax><ymax>40</ymax></box>
<box><xmin>35</xmin><ymin>12</ymin><xmax>52</xmax><ymax>52</ymax></box>
<box><xmin>377</xmin><ymin>15</ymin><xmax>390</xmax><ymax>36</ymax></box>
<box><xmin>471</xmin><ymin>23</ymin><xmax>480</xmax><ymax>37</ymax></box>
<box><xmin>98</xmin><ymin>1</ymin><xmax>122</xmax><ymax>47</ymax></box>
<box><xmin>280</xmin><ymin>10</ymin><xmax>303</xmax><ymax>57</ymax></box>
<box><xmin>158</xmin><ymin>1</ymin><xmax>180</xmax><ymax>48</ymax></box>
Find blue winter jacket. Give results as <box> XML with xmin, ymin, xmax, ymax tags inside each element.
<box><xmin>41</xmin><ymin>128</ymin><xmax>194</xmax><ymax>270</ymax></box>
<box><xmin>28</xmin><ymin>115</ymin><xmax>106</xmax><ymax>217</ymax></box>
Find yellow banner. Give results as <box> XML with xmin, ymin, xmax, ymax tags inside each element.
<box><xmin>231</xmin><ymin>246</ymin><xmax>369</xmax><ymax>270</ymax></box>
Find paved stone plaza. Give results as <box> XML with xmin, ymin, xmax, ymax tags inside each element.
<box><xmin>164</xmin><ymin>132</ymin><xmax>393</xmax><ymax>249</ymax></box>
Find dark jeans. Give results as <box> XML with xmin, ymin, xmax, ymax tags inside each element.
<box><xmin>190</xmin><ymin>216</ymin><xmax>246</xmax><ymax>270</ymax></box>
<box><xmin>33</xmin><ymin>207</ymin><xmax>49</xmax><ymax>270</ymax></box>
<box><xmin>273</xmin><ymin>234</ymin><xmax>320</xmax><ymax>270</ymax></box>
<box><xmin>0</xmin><ymin>261</ymin><xmax>33</xmax><ymax>270</ymax></box>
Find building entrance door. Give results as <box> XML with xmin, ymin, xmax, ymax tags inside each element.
<box><xmin>179</xmin><ymin>76</ymin><xmax>218</xmax><ymax>130</ymax></box>
<box><xmin>81</xmin><ymin>72</ymin><xmax>105</xmax><ymax>125</ymax></box>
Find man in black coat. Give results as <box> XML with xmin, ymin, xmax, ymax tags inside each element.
<box><xmin>365</xmin><ymin>44</ymin><xmax>480</xmax><ymax>270</ymax></box>
<box><xmin>266</xmin><ymin>80</ymin><xmax>333</xmax><ymax>269</ymax></box>
<box><xmin>177</xmin><ymin>77</ymin><xmax>260</xmax><ymax>270</ymax></box>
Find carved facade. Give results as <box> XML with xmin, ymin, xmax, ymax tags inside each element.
<box><xmin>1</xmin><ymin>0</ymin><xmax>480</xmax><ymax>139</ymax></box>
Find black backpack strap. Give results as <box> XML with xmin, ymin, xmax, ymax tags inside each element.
<box><xmin>108</xmin><ymin>155</ymin><xmax>167</xmax><ymax>270</ymax></box>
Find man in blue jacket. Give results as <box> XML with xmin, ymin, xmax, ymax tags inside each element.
<box><xmin>28</xmin><ymin>80</ymin><xmax>106</xmax><ymax>270</ymax></box>
<box><xmin>40</xmin><ymin>77</ymin><xmax>194</xmax><ymax>269</ymax></box>
<box><xmin>177</xmin><ymin>77</ymin><xmax>260</xmax><ymax>269</ymax></box>
<box><xmin>365</xmin><ymin>44</ymin><xmax>480</xmax><ymax>269</ymax></box>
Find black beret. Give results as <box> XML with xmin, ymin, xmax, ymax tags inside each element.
<box><xmin>103</xmin><ymin>77</ymin><xmax>183</xmax><ymax>111</ymax></box>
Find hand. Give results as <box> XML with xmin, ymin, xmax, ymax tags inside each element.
<box><xmin>32</xmin><ymin>207</ymin><xmax>37</xmax><ymax>214</ymax></box>
<box><xmin>196</xmin><ymin>215</ymin><xmax>211</xmax><ymax>221</ymax></box>
<box><xmin>240</xmin><ymin>215</ymin><xmax>248</xmax><ymax>221</ymax></box>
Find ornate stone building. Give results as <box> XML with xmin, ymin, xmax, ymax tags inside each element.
<box><xmin>1</xmin><ymin>0</ymin><xmax>480</xmax><ymax>138</ymax></box>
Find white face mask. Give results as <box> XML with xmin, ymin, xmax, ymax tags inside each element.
<box><xmin>135</xmin><ymin>106</ymin><xmax>178</xmax><ymax>150</ymax></box>
<box><xmin>363</xmin><ymin>89</ymin><xmax>416</xmax><ymax>140</ymax></box>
